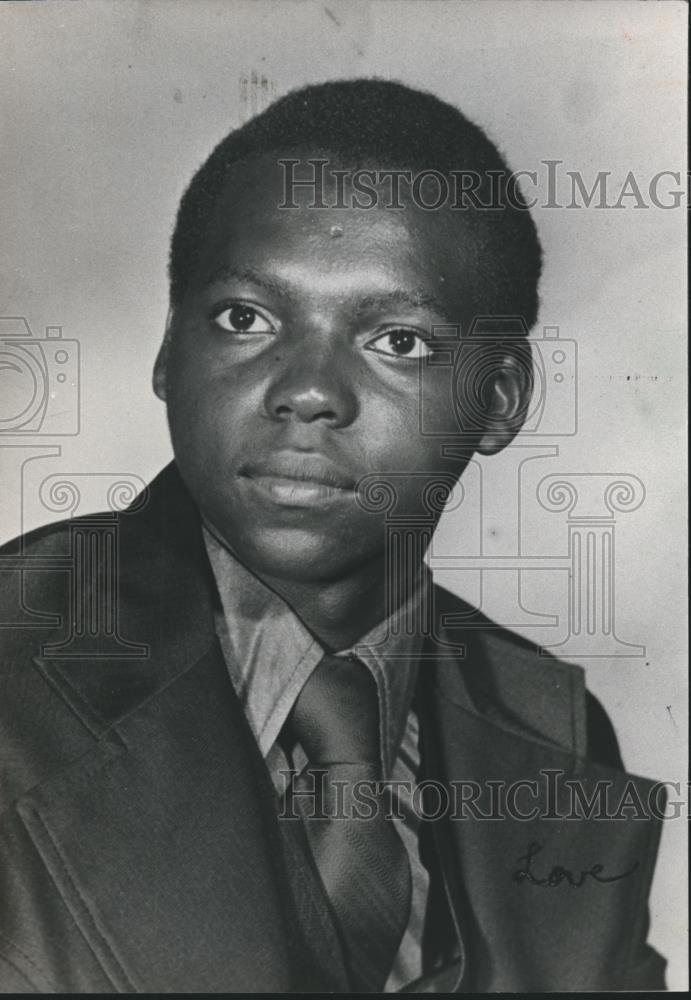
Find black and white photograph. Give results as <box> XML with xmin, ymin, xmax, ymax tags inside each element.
<box><xmin>0</xmin><ymin>0</ymin><xmax>687</xmax><ymax>992</ymax></box>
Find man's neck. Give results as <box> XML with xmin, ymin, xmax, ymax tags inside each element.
<box><xmin>201</xmin><ymin>517</ymin><xmax>428</xmax><ymax>652</ymax></box>
<box><xmin>258</xmin><ymin>558</ymin><xmax>390</xmax><ymax>652</ymax></box>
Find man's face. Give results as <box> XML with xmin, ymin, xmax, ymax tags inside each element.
<box><xmin>156</xmin><ymin>156</ymin><xmax>489</xmax><ymax>583</ymax></box>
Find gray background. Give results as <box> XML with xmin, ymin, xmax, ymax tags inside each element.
<box><xmin>0</xmin><ymin>0</ymin><xmax>687</xmax><ymax>987</ymax></box>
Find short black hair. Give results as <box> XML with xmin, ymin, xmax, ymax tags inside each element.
<box><xmin>169</xmin><ymin>78</ymin><xmax>542</xmax><ymax>326</ymax></box>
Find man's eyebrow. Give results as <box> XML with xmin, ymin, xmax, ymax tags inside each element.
<box><xmin>355</xmin><ymin>289</ymin><xmax>448</xmax><ymax>316</ymax></box>
<box><xmin>202</xmin><ymin>267</ymin><xmax>452</xmax><ymax>320</ymax></box>
<box><xmin>201</xmin><ymin>266</ymin><xmax>291</xmax><ymax>297</ymax></box>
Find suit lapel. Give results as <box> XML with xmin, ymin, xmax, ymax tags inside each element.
<box><xmin>22</xmin><ymin>642</ymin><xmax>304</xmax><ymax>991</ymax></box>
<box><xmin>424</xmin><ymin>592</ymin><xmax>664</xmax><ymax>991</ymax></box>
<box><xmin>32</xmin><ymin>463</ymin><xmax>220</xmax><ymax>735</ymax></box>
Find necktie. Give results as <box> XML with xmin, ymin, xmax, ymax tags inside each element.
<box><xmin>286</xmin><ymin>653</ymin><xmax>412</xmax><ymax>992</ymax></box>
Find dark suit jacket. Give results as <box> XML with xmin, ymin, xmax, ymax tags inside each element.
<box><xmin>0</xmin><ymin>464</ymin><xmax>666</xmax><ymax>992</ymax></box>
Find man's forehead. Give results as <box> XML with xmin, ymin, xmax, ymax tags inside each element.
<box><xmin>213</xmin><ymin>151</ymin><xmax>457</xmax><ymax>214</ymax></box>
<box><xmin>203</xmin><ymin>158</ymin><xmax>467</xmax><ymax>259</ymax></box>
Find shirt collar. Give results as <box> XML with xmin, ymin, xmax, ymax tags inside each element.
<box><xmin>203</xmin><ymin>525</ymin><xmax>429</xmax><ymax>777</ymax></box>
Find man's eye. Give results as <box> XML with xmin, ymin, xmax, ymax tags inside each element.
<box><xmin>212</xmin><ymin>303</ymin><xmax>275</xmax><ymax>334</ymax></box>
<box><xmin>366</xmin><ymin>329</ymin><xmax>432</xmax><ymax>359</ymax></box>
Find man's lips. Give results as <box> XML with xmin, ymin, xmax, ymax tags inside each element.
<box><xmin>239</xmin><ymin>453</ymin><xmax>357</xmax><ymax>506</ymax></box>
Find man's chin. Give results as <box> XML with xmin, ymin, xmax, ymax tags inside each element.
<box><xmin>217</xmin><ymin>525</ymin><xmax>375</xmax><ymax>585</ymax></box>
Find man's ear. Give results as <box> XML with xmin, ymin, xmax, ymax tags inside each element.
<box><xmin>152</xmin><ymin>306</ymin><xmax>174</xmax><ymax>402</ymax></box>
<box><xmin>475</xmin><ymin>343</ymin><xmax>534</xmax><ymax>455</ymax></box>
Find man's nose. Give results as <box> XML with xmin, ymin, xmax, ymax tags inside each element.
<box><xmin>263</xmin><ymin>340</ymin><xmax>358</xmax><ymax>428</ymax></box>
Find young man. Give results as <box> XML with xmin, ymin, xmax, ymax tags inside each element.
<box><xmin>0</xmin><ymin>80</ymin><xmax>665</xmax><ymax>992</ymax></box>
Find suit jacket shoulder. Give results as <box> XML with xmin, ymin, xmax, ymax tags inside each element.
<box><xmin>428</xmin><ymin>583</ymin><xmax>623</xmax><ymax>769</ymax></box>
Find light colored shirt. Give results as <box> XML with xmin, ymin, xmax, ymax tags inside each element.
<box><xmin>203</xmin><ymin>525</ymin><xmax>430</xmax><ymax>991</ymax></box>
